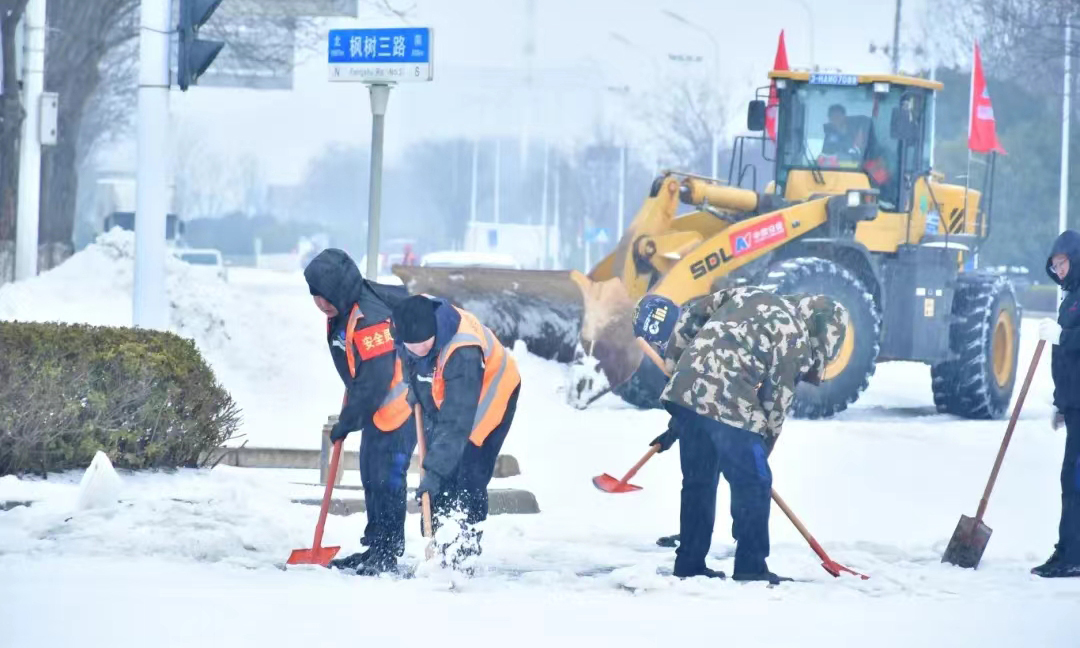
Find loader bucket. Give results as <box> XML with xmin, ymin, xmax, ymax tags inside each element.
<box><xmin>393</xmin><ymin>266</ymin><xmax>588</xmax><ymax>361</ymax></box>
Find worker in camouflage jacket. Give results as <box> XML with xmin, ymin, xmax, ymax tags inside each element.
<box><xmin>632</xmin><ymin>286</ymin><xmax>848</xmax><ymax>584</ymax></box>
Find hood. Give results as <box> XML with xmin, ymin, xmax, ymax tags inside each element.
<box><xmin>303</xmin><ymin>248</ymin><xmax>400</xmax><ymax>322</ymax></box>
<box><xmin>1046</xmin><ymin>230</ymin><xmax>1080</xmax><ymax>291</ymax></box>
<box><xmin>790</xmin><ymin>294</ymin><xmax>849</xmax><ymax>385</ymax></box>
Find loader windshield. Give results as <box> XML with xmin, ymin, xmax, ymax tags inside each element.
<box><xmin>776</xmin><ymin>77</ymin><xmax>931</xmax><ymax>211</ymax></box>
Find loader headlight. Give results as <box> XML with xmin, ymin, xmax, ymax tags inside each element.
<box><xmin>846</xmin><ymin>190</ymin><xmax>861</xmax><ymax>208</ymax></box>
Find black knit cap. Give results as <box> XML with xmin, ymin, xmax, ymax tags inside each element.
<box><xmin>392</xmin><ymin>295</ymin><xmax>438</xmax><ymax>343</ymax></box>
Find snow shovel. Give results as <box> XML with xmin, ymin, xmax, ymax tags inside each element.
<box><xmin>593</xmin><ymin>445</ymin><xmax>659</xmax><ymax>493</ymax></box>
<box><xmin>286</xmin><ymin>439</ymin><xmax>343</xmax><ymax>566</ymax></box>
<box><xmin>414</xmin><ymin>404</ymin><xmax>436</xmax><ymax>561</ymax></box>
<box><xmin>942</xmin><ymin>339</ymin><xmax>1045</xmax><ymax>569</ymax></box>
<box><xmin>771</xmin><ymin>490</ymin><xmax>869</xmax><ymax>580</ymax></box>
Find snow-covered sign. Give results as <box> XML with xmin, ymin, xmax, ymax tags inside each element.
<box><xmin>327</xmin><ymin>27</ymin><xmax>434</xmax><ymax>84</ymax></box>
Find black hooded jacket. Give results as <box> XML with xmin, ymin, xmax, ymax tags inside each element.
<box><xmin>304</xmin><ymin>249</ymin><xmax>409</xmax><ymax>433</ymax></box>
<box><xmin>394</xmin><ymin>297</ymin><xmax>485</xmax><ymax>483</ymax></box>
<box><xmin>1046</xmin><ymin>230</ymin><xmax>1080</xmax><ymax>410</ymax></box>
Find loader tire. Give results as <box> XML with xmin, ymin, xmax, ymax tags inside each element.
<box><xmin>762</xmin><ymin>257</ymin><xmax>881</xmax><ymax>419</ymax></box>
<box><xmin>931</xmin><ymin>274</ymin><xmax>1020</xmax><ymax>420</ymax></box>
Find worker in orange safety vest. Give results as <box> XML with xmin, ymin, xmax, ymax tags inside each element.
<box><xmin>304</xmin><ymin>248</ymin><xmax>415</xmax><ymax>576</ymax></box>
<box><xmin>391</xmin><ymin>294</ymin><xmax>521</xmax><ymax>570</ymax></box>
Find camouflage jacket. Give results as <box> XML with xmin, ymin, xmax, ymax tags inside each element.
<box><xmin>659</xmin><ymin>286</ymin><xmax>848</xmax><ymax>442</ymax></box>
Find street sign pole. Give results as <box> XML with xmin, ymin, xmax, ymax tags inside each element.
<box><xmin>328</xmin><ymin>26</ymin><xmax>433</xmax><ymax>280</ymax></box>
<box><xmin>365</xmin><ymin>83</ymin><xmax>390</xmax><ymax>280</ymax></box>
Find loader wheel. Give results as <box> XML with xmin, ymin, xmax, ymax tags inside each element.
<box><xmin>763</xmin><ymin>257</ymin><xmax>881</xmax><ymax>419</ymax></box>
<box><xmin>931</xmin><ymin>274</ymin><xmax>1020</xmax><ymax>419</ymax></box>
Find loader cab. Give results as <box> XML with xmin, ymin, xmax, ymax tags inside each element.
<box><xmin>750</xmin><ymin>72</ymin><xmax>937</xmax><ymax>214</ymax></box>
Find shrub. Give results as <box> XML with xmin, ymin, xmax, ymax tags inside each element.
<box><xmin>0</xmin><ymin>321</ymin><xmax>240</xmax><ymax>476</ymax></box>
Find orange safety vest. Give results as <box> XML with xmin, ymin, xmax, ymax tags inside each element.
<box><xmin>431</xmin><ymin>306</ymin><xmax>521</xmax><ymax>446</ymax></box>
<box><xmin>343</xmin><ymin>304</ymin><xmax>411</xmax><ymax>432</ymax></box>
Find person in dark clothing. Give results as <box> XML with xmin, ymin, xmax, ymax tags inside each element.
<box><xmin>1034</xmin><ymin>230</ymin><xmax>1080</xmax><ymax>578</ymax></box>
<box><xmin>633</xmin><ymin>289</ymin><xmax>848</xmax><ymax>584</ymax></box>
<box><xmin>391</xmin><ymin>295</ymin><xmax>521</xmax><ymax>570</ymax></box>
<box><xmin>303</xmin><ymin>248</ymin><xmax>416</xmax><ymax>575</ymax></box>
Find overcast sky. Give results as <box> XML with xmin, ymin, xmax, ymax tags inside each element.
<box><xmin>111</xmin><ymin>0</ymin><xmax>937</xmax><ymax>188</ymax></box>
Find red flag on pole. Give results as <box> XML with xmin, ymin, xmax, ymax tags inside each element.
<box><xmin>765</xmin><ymin>30</ymin><xmax>789</xmax><ymax>141</ymax></box>
<box><xmin>968</xmin><ymin>42</ymin><xmax>1006</xmax><ymax>154</ymax></box>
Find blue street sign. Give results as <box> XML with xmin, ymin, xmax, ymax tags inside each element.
<box><xmin>328</xmin><ymin>27</ymin><xmax>434</xmax><ymax>83</ymax></box>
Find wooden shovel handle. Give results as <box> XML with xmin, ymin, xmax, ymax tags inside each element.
<box><xmin>974</xmin><ymin>339</ymin><xmax>1045</xmax><ymax>524</ymax></box>
<box><xmin>312</xmin><ymin>439</ymin><xmax>343</xmax><ymax>550</ymax></box>
<box><xmin>414</xmin><ymin>404</ymin><xmax>436</xmax><ymax>546</ymax></box>
<box><xmin>618</xmin><ymin>446</ymin><xmax>659</xmax><ymax>486</ymax></box>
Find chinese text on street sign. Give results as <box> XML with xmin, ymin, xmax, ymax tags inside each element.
<box><xmin>328</xmin><ymin>27</ymin><xmax>434</xmax><ymax>83</ymax></box>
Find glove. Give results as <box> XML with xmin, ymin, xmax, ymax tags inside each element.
<box><xmin>1053</xmin><ymin>411</ymin><xmax>1065</xmax><ymax>431</ymax></box>
<box><xmin>415</xmin><ymin>472</ymin><xmax>441</xmax><ymax>502</ymax></box>
<box><xmin>651</xmin><ymin>422</ymin><xmax>679</xmax><ymax>453</ymax></box>
<box><xmin>329</xmin><ymin>420</ymin><xmax>351</xmax><ymax>442</ymax></box>
<box><xmin>1039</xmin><ymin>319</ymin><xmax>1062</xmax><ymax>345</ymax></box>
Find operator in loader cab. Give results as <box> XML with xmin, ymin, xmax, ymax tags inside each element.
<box><xmin>304</xmin><ymin>249</ymin><xmax>415</xmax><ymax>576</ymax></box>
<box><xmin>633</xmin><ymin>288</ymin><xmax>848</xmax><ymax>584</ymax></box>
<box><xmin>391</xmin><ymin>295</ymin><xmax>521</xmax><ymax>570</ymax></box>
<box><xmin>1034</xmin><ymin>230</ymin><xmax>1080</xmax><ymax>578</ymax></box>
<box><xmin>821</xmin><ymin>104</ymin><xmax>868</xmax><ymax>163</ymax></box>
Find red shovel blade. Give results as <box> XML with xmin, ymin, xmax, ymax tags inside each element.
<box><xmin>823</xmin><ymin>559</ymin><xmax>870</xmax><ymax>580</ymax></box>
<box><xmin>286</xmin><ymin>546</ymin><xmax>341</xmax><ymax>567</ymax></box>
<box><xmin>592</xmin><ymin>473</ymin><xmax>642</xmax><ymax>493</ymax></box>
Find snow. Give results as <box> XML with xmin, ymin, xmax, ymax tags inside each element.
<box><xmin>75</xmin><ymin>451</ymin><xmax>122</xmax><ymax>511</ymax></box>
<box><xmin>3</xmin><ymin>237</ymin><xmax>1080</xmax><ymax>646</ymax></box>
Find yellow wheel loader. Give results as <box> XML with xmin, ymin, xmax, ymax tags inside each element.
<box><xmin>394</xmin><ymin>70</ymin><xmax>1020</xmax><ymax>420</ymax></box>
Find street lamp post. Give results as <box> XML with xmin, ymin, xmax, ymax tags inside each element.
<box><xmin>662</xmin><ymin>9</ymin><xmax>721</xmax><ymax>180</ymax></box>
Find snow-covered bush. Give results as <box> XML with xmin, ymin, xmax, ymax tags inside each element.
<box><xmin>0</xmin><ymin>321</ymin><xmax>240</xmax><ymax>475</ymax></box>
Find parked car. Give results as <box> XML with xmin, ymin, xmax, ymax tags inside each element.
<box><xmin>173</xmin><ymin>248</ymin><xmax>228</xmax><ymax>282</ymax></box>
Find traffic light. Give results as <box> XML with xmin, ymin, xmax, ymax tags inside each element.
<box><xmin>178</xmin><ymin>0</ymin><xmax>225</xmax><ymax>91</ymax></box>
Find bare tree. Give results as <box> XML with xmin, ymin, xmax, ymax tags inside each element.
<box><xmin>0</xmin><ymin>0</ymin><xmax>29</xmax><ymax>281</ymax></box>
<box><xmin>36</xmin><ymin>0</ymin><xmax>408</xmax><ymax>273</ymax></box>
<box><xmin>641</xmin><ymin>76</ymin><xmax>731</xmax><ymax>178</ymax></box>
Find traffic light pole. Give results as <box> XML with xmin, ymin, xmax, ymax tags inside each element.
<box><xmin>14</xmin><ymin>0</ymin><xmax>46</xmax><ymax>281</ymax></box>
<box><xmin>133</xmin><ymin>0</ymin><xmax>172</xmax><ymax>330</ymax></box>
<box><xmin>365</xmin><ymin>83</ymin><xmax>390</xmax><ymax>280</ymax></box>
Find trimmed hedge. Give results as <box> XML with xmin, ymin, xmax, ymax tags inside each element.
<box><xmin>0</xmin><ymin>321</ymin><xmax>240</xmax><ymax>476</ymax></box>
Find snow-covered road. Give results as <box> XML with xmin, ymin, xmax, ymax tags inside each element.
<box><xmin>2</xmin><ymin>235</ymin><xmax>1078</xmax><ymax>646</ymax></box>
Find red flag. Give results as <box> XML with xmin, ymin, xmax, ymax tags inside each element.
<box><xmin>968</xmin><ymin>42</ymin><xmax>1006</xmax><ymax>154</ymax></box>
<box><xmin>765</xmin><ymin>30</ymin><xmax>789</xmax><ymax>141</ymax></box>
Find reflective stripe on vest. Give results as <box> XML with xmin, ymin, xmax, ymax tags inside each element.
<box><xmin>344</xmin><ymin>304</ymin><xmax>411</xmax><ymax>432</ymax></box>
<box><xmin>432</xmin><ymin>306</ymin><xmax>521</xmax><ymax>445</ymax></box>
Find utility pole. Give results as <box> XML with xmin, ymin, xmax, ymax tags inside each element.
<box><xmin>133</xmin><ymin>0</ymin><xmax>172</xmax><ymax>330</ymax></box>
<box><xmin>494</xmin><ymin>139</ymin><xmax>501</xmax><ymax>224</ymax></box>
<box><xmin>469</xmin><ymin>138</ymin><xmax>478</xmax><ymax>224</ymax></box>
<box><xmin>14</xmin><ymin>0</ymin><xmax>46</xmax><ymax>281</ymax></box>
<box><xmin>891</xmin><ymin>0</ymin><xmax>902</xmax><ymax>74</ymax></box>
<box><xmin>541</xmin><ymin>140</ymin><xmax>549</xmax><ymax>269</ymax></box>
<box><xmin>1060</xmin><ymin>20</ymin><xmax>1073</xmax><ymax>305</ymax></box>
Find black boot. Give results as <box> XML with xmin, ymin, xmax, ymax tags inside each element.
<box><xmin>672</xmin><ymin>564</ymin><xmax>726</xmax><ymax>579</ymax></box>
<box><xmin>656</xmin><ymin>533</ymin><xmax>681</xmax><ymax>548</ymax></box>
<box><xmin>329</xmin><ymin>547</ymin><xmax>397</xmax><ymax>575</ymax></box>
<box><xmin>732</xmin><ymin>570</ymin><xmax>792</xmax><ymax>585</ymax></box>
<box><xmin>1032</xmin><ymin>549</ymin><xmax>1080</xmax><ymax>578</ymax></box>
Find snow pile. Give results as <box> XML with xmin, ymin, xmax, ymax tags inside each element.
<box><xmin>75</xmin><ymin>451</ymin><xmax>123</xmax><ymax>511</ymax></box>
<box><xmin>0</xmin><ymin>229</ymin><xmax>341</xmax><ymax>448</ymax></box>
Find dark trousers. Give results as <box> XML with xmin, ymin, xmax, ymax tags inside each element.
<box><xmin>671</xmin><ymin>405</ymin><xmax>773</xmax><ymax>576</ymax></box>
<box><xmin>1059</xmin><ymin>410</ymin><xmax>1080</xmax><ymax>562</ymax></box>
<box><xmin>359</xmin><ymin>416</ymin><xmax>417</xmax><ymax>556</ymax></box>
<box><xmin>430</xmin><ymin>386</ymin><xmax>519</xmax><ymax>530</ymax></box>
